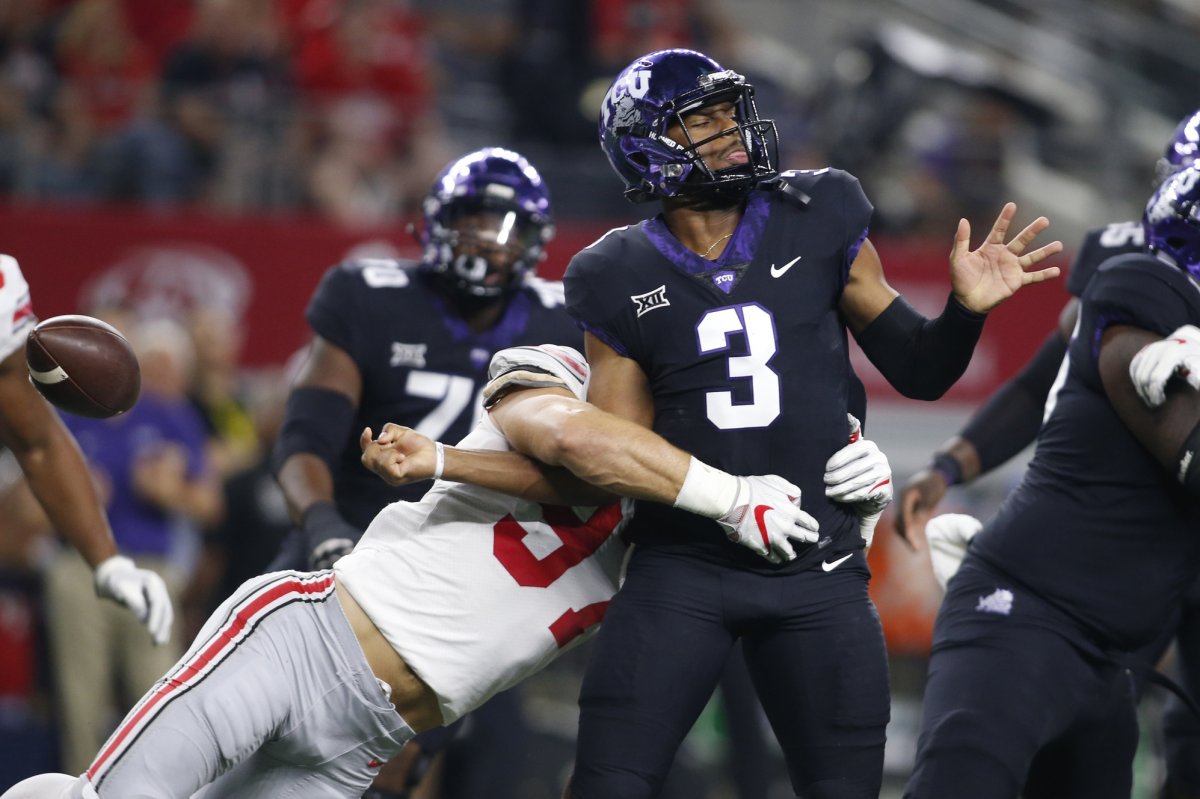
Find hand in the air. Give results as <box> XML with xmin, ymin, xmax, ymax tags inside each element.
<box><xmin>895</xmin><ymin>467</ymin><xmax>949</xmax><ymax>551</ymax></box>
<box><xmin>825</xmin><ymin>415</ymin><xmax>892</xmax><ymax>548</ymax></box>
<box><xmin>716</xmin><ymin>474</ymin><xmax>820</xmax><ymax>565</ymax></box>
<box><xmin>94</xmin><ymin>555</ymin><xmax>174</xmax><ymax>646</ymax></box>
<box><xmin>360</xmin><ymin>423</ymin><xmax>437</xmax><ymax>485</ymax></box>
<box><xmin>949</xmin><ymin>203</ymin><xmax>1063</xmax><ymax>314</ymax></box>
<box><xmin>1129</xmin><ymin>324</ymin><xmax>1200</xmax><ymax>407</ymax></box>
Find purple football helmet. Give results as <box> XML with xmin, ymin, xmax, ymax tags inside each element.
<box><xmin>1143</xmin><ymin>162</ymin><xmax>1200</xmax><ymax>279</ymax></box>
<box><xmin>1155</xmin><ymin>109</ymin><xmax>1200</xmax><ymax>186</ymax></box>
<box><xmin>599</xmin><ymin>49</ymin><xmax>778</xmax><ymax>203</ymax></box>
<box><xmin>419</xmin><ymin>147</ymin><xmax>554</xmax><ymax>299</ymax></box>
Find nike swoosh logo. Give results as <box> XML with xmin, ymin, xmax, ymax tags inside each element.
<box><xmin>821</xmin><ymin>553</ymin><xmax>854</xmax><ymax>572</ymax></box>
<box><xmin>770</xmin><ymin>256</ymin><xmax>802</xmax><ymax>278</ymax></box>
<box><xmin>753</xmin><ymin>505</ymin><xmax>772</xmax><ymax>548</ymax></box>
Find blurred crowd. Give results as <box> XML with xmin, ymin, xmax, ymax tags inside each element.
<box><xmin>0</xmin><ymin>0</ymin><xmax>1194</xmax><ymax>237</ymax></box>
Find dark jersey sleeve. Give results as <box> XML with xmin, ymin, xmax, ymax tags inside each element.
<box><xmin>305</xmin><ymin>263</ymin><xmax>362</xmax><ymax>355</ymax></box>
<box><xmin>1067</xmin><ymin>222</ymin><xmax>1145</xmax><ymax>298</ymax></box>
<box><xmin>564</xmin><ymin>243</ymin><xmax>639</xmax><ymax>359</ymax></box>
<box><xmin>835</xmin><ymin>170</ymin><xmax>873</xmax><ymax>279</ymax></box>
<box><xmin>1082</xmin><ymin>256</ymin><xmax>1199</xmax><ymax>362</ymax></box>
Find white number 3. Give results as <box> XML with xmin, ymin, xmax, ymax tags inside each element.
<box><xmin>696</xmin><ymin>304</ymin><xmax>780</xmax><ymax>429</ymax></box>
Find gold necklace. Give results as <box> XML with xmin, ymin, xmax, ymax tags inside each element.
<box><xmin>700</xmin><ymin>232</ymin><xmax>734</xmax><ymax>259</ymax></box>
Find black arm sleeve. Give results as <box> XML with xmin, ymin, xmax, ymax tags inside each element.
<box><xmin>271</xmin><ymin>387</ymin><xmax>357</xmax><ymax>475</ymax></box>
<box><xmin>854</xmin><ymin>293</ymin><xmax>987</xmax><ymax>401</ymax></box>
<box><xmin>960</xmin><ymin>330</ymin><xmax>1067</xmax><ymax>474</ymax></box>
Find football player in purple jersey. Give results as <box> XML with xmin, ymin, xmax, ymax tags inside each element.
<box><xmin>269</xmin><ymin>147</ymin><xmax>581</xmax><ymax>798</ymax></box>
<box><xmin>904</xmin><ymin>164</ymin><xmax>1200</xmax><ymax>798</ymax></box>
<box><xmin>559</xmin><ymin>48</ymin><xmax>1061</xmax><ymax>799</ymax></box>
<box><xmin>897</xmin><ymin>108</ymin><xmax>1200</xmax><ymax>799</ymax></box>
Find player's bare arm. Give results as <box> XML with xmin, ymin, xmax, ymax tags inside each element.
<box><xmin>0</xmin><ymin>347</ymin><xmax>118</xmax><ymax>567</ymax></box>
<box><xmin>581</xmin><ymin>332</ymin><xmax>655</xmax><ymax>427</ymax></box>
<box><xmin>1100</xmin><ymin>324</ymin><xmax>1200</xmax><ymax>493</ymax></box>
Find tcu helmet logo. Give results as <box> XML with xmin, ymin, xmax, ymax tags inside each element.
<box><xmin>1149</xmin><ymin>168</ymin><xmax>1200</xmax><ymax>224</ymax></box>
<box><xmin>601</xmin><ymin>68</ymin><xmax>652</xmax><ymax>131</ymax></box>
<box><xmin>620</xmin><ymin>69</ymin><xmax>652</xmax><ymax>99</ymax></box>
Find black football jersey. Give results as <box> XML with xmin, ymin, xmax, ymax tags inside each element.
<box><xmin>972</xmin><ymin>253</ymin><xmax>1200</xmax><ymax>650</ymax></box>
<box><xmin>307</xmin><ymin>260</ymin><xmax>582</xmax><ymax>529</ymax></box>
<box><xmin>1066</xmin><ymin>220</ymin><xmax>1144</xmax><ymax>297</ymax></box>
<box><xmin>565</xmin><ymin>169</ymin><xmax>873</xmax><ymax>573</ymax></box>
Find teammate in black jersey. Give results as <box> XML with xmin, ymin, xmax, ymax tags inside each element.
<box><xmin>904</xmin><ymin>163</ymin><xmax>1200</xmax><ymax>798</ymax></box>
<box><xmin>561</xmin><ymin>48</ymin><xmax>1062</xmax><ymax>799</ymax></box>
<box><xmin>897</xmin><ymin>108</ymin><xmax>1200</xmax><ymax>798</ymax></box>
<box><xmin>270</xmin><ymin>147</ymin><xmax>581</xmax><ymax>798</ymax></box>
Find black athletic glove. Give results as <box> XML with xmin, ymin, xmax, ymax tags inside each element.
<box><xmin>301</xmin><ymin>502</ymin><xmax>362</xmax><ymax>570</ymax></box>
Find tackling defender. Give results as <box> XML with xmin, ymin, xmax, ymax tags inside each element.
<box><xmin>5</xmin><ymin>343</ymin><xmax>892</xmax><ymax>798</ymax></box>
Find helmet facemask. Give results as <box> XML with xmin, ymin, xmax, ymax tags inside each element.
<box><xmin>601</xmin><ymin>52</ymin><xmax>779</xmax><ymax>204</ymax></box>
<box><xmin>419</xmin><ymin>148</ymin><xmax>554</xmax><ymax>302</ymax></box>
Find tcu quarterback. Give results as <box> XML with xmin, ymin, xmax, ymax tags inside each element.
<box><xmin>3</xmin><ymin>343</ymin><xmax>894</xmax><ymax>798</ymax></box>
<box><xmin>559</xmin><ymin>47</ymin><xmax>1061</xmax><ymax>798</ymax></box>
<box><xmin>906</xmin><ymin>164</ymin><xmax>1200</xmax><ymax>798</ymax></box>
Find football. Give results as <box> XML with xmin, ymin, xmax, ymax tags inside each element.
<box><xmin>25</xmin><ymin>315</ymin><xmax>141</xmax><ymax>418</ymax></box>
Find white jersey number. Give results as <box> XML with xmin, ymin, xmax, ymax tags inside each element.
<box><xmin>406</xmin><ymin>372</ymin><xmax>485</xmax><ymax>439</ymax></box>
<box><xmin>492</xmin><ymin>504</ymin><xmax>622</xmax><ymax>648</ymax></box>
<box><xmin>697</xmin><ymin>304</ymin><xmax>781</xmax><ymax>429</ymax></box>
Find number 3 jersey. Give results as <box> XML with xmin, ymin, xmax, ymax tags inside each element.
<box><xmin>564</xmin><ymin>169</ymin><xmax>871</xmax><ymax>574</ymax></box>
<box><xmin>333</xmin><ymin>414</ymin><xmax>628</xmax><ymax>725</ymax></box>
<box><xmin>305</xmin><ymin>260</ymin><xmax>582</xmax><ymax>528</ymax></box>
<box><xmin>0</xmin><ymin>254</ymin><xmax>35</xmax><ymax>361</ymax></box>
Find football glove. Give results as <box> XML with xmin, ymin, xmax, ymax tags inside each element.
<box><xmin>301</xmin><ymin>502</ymin><xmax>362</xmax><ymax>571</ymax></box>
<box><xmin>715</xmin><ymin>475</ymin><xmax>820</xmax><ymax>565</ymax></box>
<box><xmin>825</xmin><ymin>415</ymin><xmax>893</xmax><ymax>547</ymax></box>
<box><xmin>94</xmin><ymin>555</ymin><xmax>173</xmax><ymax>646</ymax></box>
<box><xmin>1129</xmin><ymin>324</ymin><xmax>1200</xmax><ymax>407</ymax></box>
<box><xmin>925</xmin><ymin>513</ymin><xmax>983</xmax><ymax>590</ymax></box>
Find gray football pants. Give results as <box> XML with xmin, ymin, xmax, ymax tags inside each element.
<box><xmin>69</xmin><ymin>570</ymin><xmax>414</xmax><ymax>798</ymax></box>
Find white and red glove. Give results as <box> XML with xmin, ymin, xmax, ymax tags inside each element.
<box><xmin>714</xmin><ymin>475</ymin><xmax>821</xmax><ymax>564</ymax></box>
<box><xmin>1129</xmin><ymin>324</ymin><xmax>1200</xmax><ymax>407</ymax></box>
<box><xmin>824</xmin><ymin>415</ymin><xmax>893</xmax><ymax>548</ymax></box>
<box><xmin>925</xmin><ymin>513</ymin><xmax>983</xmax><ymax>590</ymax></box>
<box><xmin>674</xmin><ymin>458</ymin><xmax>819</xmax><ymax>564</ymax></box>
<box><xmin>94</xmin><ymin>555</ymin><xmax>174</xmax><ymax>646</ymax></box>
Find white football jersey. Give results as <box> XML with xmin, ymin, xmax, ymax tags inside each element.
<box><xmin>0</xmin><ymin>255</ymin><xmax>35</xmax><ymax>361</ymax></box>
<box><xmin>334</xmin><ymin>415</ymin><xmax>628</xmax><ymax>724</ymax></box>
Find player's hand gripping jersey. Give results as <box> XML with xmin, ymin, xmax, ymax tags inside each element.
<box><xmin>0</xmin><ymin>254</ymin><xmax>36</xmax><ymax>360</ymax></box>
<box><xmin>564</xmin><ymin>169</ymin><xmax>869</xmax><ymax>572</ymax></box>
<box><xmin>335</xmin><ymin>415</ymin><xmax>628</xmax><ymax>725</ymax></box>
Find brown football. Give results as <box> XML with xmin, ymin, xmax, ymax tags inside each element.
<box><xmin>26</xmin><ymin>315</ymin><xmax>141</xmax><ymax>418</ymax></box>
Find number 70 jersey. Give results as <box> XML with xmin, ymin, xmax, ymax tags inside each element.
<box><xmin>333</xmin><ymin>415</ymin><xmax>628</xmax><ymax>725</ymax></box>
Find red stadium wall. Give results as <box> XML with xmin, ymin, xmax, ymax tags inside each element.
<box><xmin>4</xmin><ymin>202</ymin><xmax>1071</xmax><ymax>403</ymax></box>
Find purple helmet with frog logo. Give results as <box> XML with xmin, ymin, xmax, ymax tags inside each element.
<box><xmin>599</xmin><ymin>49</ymin><xmax>778</xmax><ymax>203</ymax></box>
<box><xmin>418</xmin><ymin>148</ymin><xmax>554</xmax><ymax>299</ymax></box>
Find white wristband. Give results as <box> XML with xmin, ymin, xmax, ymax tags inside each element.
<box><xmin>673</xmin><ymin>456</ymin><xmax>741</xmax><ymax>518</ymax></box>
<box><xmin>433</xmin><ymin>442</ymin><xmax>445</xmax><ymax>481</ymax></box>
